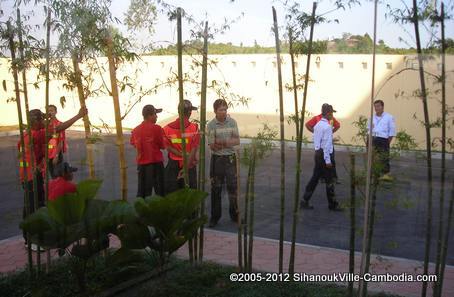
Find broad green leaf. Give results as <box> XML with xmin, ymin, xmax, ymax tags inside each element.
<box><xmin>101</xmin><ymin>200</ymin><xmax>139</xmax><ymax>233</ymax></box>
<box><xmin>116</xmin><ymin>223</ymin><xmax>151</xmax><ymax>250</ymax></box>
<box><xmin>20</xmin><ymin>207</ymin><xmax>56</xmax><ymax>235</ymax></box>
<box><xmin>77</xmin><ymin>179</ymin><xmax>103</xmax><ymax>200</ymax></box>
<box><xmin>48</xmin><ymin>192</ymin><xmax>86</xmax><ymax>226</ymax></box>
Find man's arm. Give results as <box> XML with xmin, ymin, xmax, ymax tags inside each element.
<box><xmin>388</xmin><ymin>115</ymin><xmax>396</xmax><ymax>144</ymax></box>
<box><xmin>55</xmin><ymin>107</ymin><xmax>87</xmax><ymax>133</ymax></box>
<box><xmin>323</xmin><ymin>126</ymin><xmax>333</xmax><ymax>167</ymax></box>
<box><xmin>305</xmin><ymin>121</ymin><xmax>314</xmax><ymax>133</ymax></box>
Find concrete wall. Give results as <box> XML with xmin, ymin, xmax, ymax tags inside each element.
<box><xmin>0</xmin><ymin>54</ymin><xmax>452</xmax><ymax>150</ymax></box>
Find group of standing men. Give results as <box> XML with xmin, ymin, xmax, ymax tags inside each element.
<box><xmin>18</xmin><ymin>97</ymin><xmax>396</xmax><ymax>241</ymax></box>
<box><xmin>130</xmin><ymin>99</ymin><xmax>240</xmax><ymax>227</ymax></box>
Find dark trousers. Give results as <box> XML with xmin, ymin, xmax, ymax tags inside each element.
<box><xmin>137</xmin><ymin>162</ymin><xmax>164</xmax><ymax>197</ymax></box>
<box><xmin>48</xmin><ymin>152</ymin><xmax>63</xmax><ymax>179</ymax></box>
<box><xmin>210</xmin><ymin>154</ymin><xmax>238</xmax><ymax>223</ymax></box>
<box><xmin>164</xmin><ymin>158</ymin><xmax>197</xmax><ymax>195</ymax></box>
<box><xmin>22</xmin><ymin>172</ymin><xmax>45</xmax><ymax>242</ymax></box>
<box><xmin>372</xmin><ymin>137</ymin><xmax>390</xmax><ymax>175</ymax></box>
<box><xmin>303</xmin><ymin>149</ymin><xmax>336</xmax><ymax>208</ymax></box>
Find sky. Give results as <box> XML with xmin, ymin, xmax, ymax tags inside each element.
<box><xmin>0</xmin><ymin>0</ymin><xmax>453</xmax><ymax>49</ymax></box>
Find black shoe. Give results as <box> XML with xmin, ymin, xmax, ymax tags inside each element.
<box><xmin>329</xmin><ymin>201</ymin><xmax>343</xmax><ymax>211</ymax></box>
<box><xmin>300</xmin><ymin>200</ymin><xmax>314</xmax><ymax>210</ymax></box>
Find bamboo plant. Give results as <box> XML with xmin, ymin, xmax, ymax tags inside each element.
<box><xmin>197</xmin><ymin>21</ymin><xmax>209</xmax><ymax>264</ymax></box>
<box><xmin>16</xmin><ymin>8</ymin><xmax>42</xmax><ymax>272</ymax></box>
<box><xmin>434</xmin><ymin>3</ymin><xmax>447</xmax><ymax>296</ymax></box>
<box><xmin>272</xmin><ymin>6</ymin><xmax>286</xmax><ymax>274</ymax></box>
<box><xmin>288</xmin><ymin>1</ymin><xmax>317</xmax><ymax>275</ymax></box>
<box><xmin>411</xmin><ymin>2</ymin><xmax>434</xmax><ymax>296</ymax></box>
<box><xmin>358</xmin><ymin>1</ymin><xmax>379</xmax><ymax>296</ymax></box>
<box><xmin>6</xmin><ymin>20</ymin><xmax>34</xmax><ymax>276</ymax></box>
<box><xmin>105</xmin><ymin>32</ymin><xmax>128</xmax><ymax>201</ymax></box>
<box><xmin>176</xmin><ymin>7</ymin><xmax>194</xmax><ymax>263</ymax></box>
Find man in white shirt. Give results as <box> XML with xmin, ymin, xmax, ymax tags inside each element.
<box><xmin>300</xmin><ymin>104</ymin><xmax>341</xmax><ymax>211</ymax></box>
<box><xmin>370</xmin><ymin>99</ymin><xmax>396</xmax><ymax>181</ymax></box>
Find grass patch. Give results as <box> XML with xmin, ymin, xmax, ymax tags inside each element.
<box><xmin>0</xmin><ymin>252</ymin><xmax>154</xmax><ymax>297</ymax></box>
<box><xmin>128</xmin><ymin>261</ymin><xmax>402</xmax><ymax>297</ymax></box>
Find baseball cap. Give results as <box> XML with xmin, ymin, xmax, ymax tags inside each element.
<box><xmin>179</xmin><ymin>100</ymin><xmax>198</xmax><ymax>113</ymax></box>
<box><xmin>142</xmin><ymin>105</ymin><xmax>162</xmax><ymax>118</ymax></box>
<box><xmin>321</xmin><ymin>103</ymin><xmax>336</xmax><ymax>115</ymax></box>
<box><xmin>55</xmin><ymin>162</ymin><xmax>78</xmax><ymax>177</ymax></box>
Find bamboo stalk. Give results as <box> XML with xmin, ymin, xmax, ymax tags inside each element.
<box><xmin>243</xmin><ymin>157</ymin><xmax>253</xmax><ymax>271</ymax></box>
<box><xmin>358</xmin><ymin>1</ymin><xmax>378</xmax><ymax>296</ymax></box>
<box><xmin>236</xmin><ymin>148</ymin><xmax>242</xmax><ymax>270</ymax></box>
<box><xmin>289</xmin><ymin>1</ymin><xmax>317</xmax><ymax>275</ymax></box>
<box><xmin>434</xmin><ymin>3</ymin><xmax>447</xmax><ymax>296</ymax></box>
<box><xmin>439</xmin><ymin>179</ymin><xmax>454</xmax><ymax>297</ymax></box>
<box><xmin>71</xmin><ymin>53</ymin><xmax>95</xmax><ymax>178</ymax></box>
<box><xmin>198</xmin><ymin>21</ymin><xmax>209</xmax><ymax>264</ymax></box>
<box><xmin>348</xmin><ymin>153</ymin><xmax>356</xmax><ymax>296</ymax></box>
<box><xmin>106</xmin><ymin>33</ymin><xmax>128</xmax><ymax>201</ymax></box>
<box><xmin>272</xmin><ymin>6</ymin><xmax>286</xmax><ymax>274</ymax></box>
<box><xmin>247</xmin><ymin>146</ymin><xmax>257</xmax><ymax>273</ymax></box>
<box><xmin>176</xmin><ymin>7</ymin><xmax>193</xmax><ymax>263</ymax></box>
<box><xmin>411</xmin><ymin>1</ymin><xmax>434</xmax><ymax>296</ymax></box>
<box><xmin>288</xmin><ymin>27</ymin><xmax>299</xmax><ymax>138</ymax></box>
<box><xmin>44</xmin><ymin>7</ymin><xmax>52</xmax><ymax>272</ymax></box>
<box><xmin>7</xmin><ymin>20</ymin><xmax>34</xmax><ymax>277</ymax></box>
<box><xmin>17</xmin><ymin>8</ymin><xmax>41</xmax><ymax>273</ymax></box>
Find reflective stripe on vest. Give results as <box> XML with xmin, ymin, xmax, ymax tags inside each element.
<box><xmin>170</xmin><ymin>137</ymin><xmax>190</xmax><ymax>144</ymax></box>
<box><xmin>19</xmin><ymin>161</ymin><xmax>29</xmax><ymax>167</ymax></box>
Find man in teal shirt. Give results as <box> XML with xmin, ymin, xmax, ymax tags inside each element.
<box><xmin>207</xmin><ymin>99</ymin><xmax>240</xmax><ymax>227</ymax></box>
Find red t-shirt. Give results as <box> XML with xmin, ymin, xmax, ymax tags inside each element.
<box><xmin>306</xmin><ymin>114</ymin><xmax>340</xmax><ymax>130</ymax></box>
<box><xmin>130</xmin><ymin>121</ymin><xmax>165</xmax><ymax>165</ymax></box>
<box><xmin>18</xmin><ymin>129</ymin><xmax>46</xmax><ymax>182</ymax></box>
<box><xmin>48</xmin><ymin>177</ymin><xmax>77</xmax><ymax>201</ymax></box>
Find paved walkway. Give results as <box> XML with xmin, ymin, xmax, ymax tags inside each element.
<box><xmin>1</xmin><ymin>230</ymin><xmax>453</xmax><ymax>297</ymax></box>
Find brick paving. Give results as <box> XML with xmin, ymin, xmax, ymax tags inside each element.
<box><xmin>1</xmin><ymin>230</ymin><xmax>453</xmax><ymax>297</ymax></box>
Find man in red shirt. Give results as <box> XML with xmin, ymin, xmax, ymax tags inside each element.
<box><xmin>48</xmin><ymin>162</ymin><xmax>77</xmax><ymax>201</ymax></box>
<box><xmin>130</xmin><ymin>105</ymin><xmax>165</xmax><ymax>197</ymax></box>
<box><xmin>163</xmin><ymin>100</ymin><xmax>200</xmax><ymax>194</ymax></box>
<box><xmin>47</xmin><ymin>104</ymin><xmax>68</xmax><ymax>178</ymax></box>
<box><xmin>305</xmin><ymin>104</ymin><xmax>340</xmax><ymax>183</ymax></box>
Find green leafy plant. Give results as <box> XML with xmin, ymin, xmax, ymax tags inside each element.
<box><xmin>20</xmin><ymin>179</ymin><xmax>110</xmax><ymax>292</ymax></box>
<box><xmin>115</xmin><ymin>188</ymin><xmax>208</xmax><ymax>270</ymax></box>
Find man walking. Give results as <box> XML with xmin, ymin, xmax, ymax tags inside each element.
<box><xmin>300</xmin><ymin>104</ymin><xmax>341</xmax><ymax>211</ymax></box>
<box><xmin>163</xmin><ymin>100</ymin><xmax>200</xmax><ymax>193</ymax></box>
<box><xmin>305</xmin><ymin>103</ymin><xmax>341</xmax><ymax>183</ymax></box>
<box><xmin>130</xmin><ymin>105</ymin><xmax>165</xmax><ymax>197</ymax></box>
<box><xmin>370</xmin><ymin>99</ymin><xmax>396</xmax><ymax>181</ymax></box>
<box><xmin>207</xmin><ymin>99</ymin><xmax>240</xmax><ymax>227</ymax></box>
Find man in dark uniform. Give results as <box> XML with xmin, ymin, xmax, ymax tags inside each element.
<box><xmin>130</xmin><ymin>105</ymin><xmax>165</xmax><ymax>197</ymax></box>
<box><xmin>300</xmin><ymin>104</ymin><xmax>341</xmax><ymax>211</ymax></box>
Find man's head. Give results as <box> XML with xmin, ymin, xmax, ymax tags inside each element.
<box><xmin>48</xmin><ymin>104</ymin><xmax>58</xmax><ymax>119</ymax></box>
<box><xmin>142</xmin><ymin>105</ymin><xmax>162</xmax><ymax>123</ymax></box>
<box><xmin>321</xmin><ymin>103</ymin><xmax>335</xmax><ymax>121</ymax></box>
<box><xmin>213</xmin><ymin>99</ymin><xmax>228</xmax><ymax>121</ymax></box>
<box><xmin>29</xmin><ymin>109</ymin><xmax>44</xmax><ymax>130</ymax></box>
<box><xmin>55</xmin><ymin>162</ymin><xmax>77</xmax><ymax>181</ymax></box>
<box><xmin>373</xmin><ymin>100</ymin><xmax>384</xmax><ymax>115</ymax></box>
<box><xmin>178</xmin><ymin>99</ymin><xmax>198</xmax><ymax>118</ymax></box>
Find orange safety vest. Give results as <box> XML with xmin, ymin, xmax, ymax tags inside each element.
<box><xmin>163</xmin><ymin>122</ymin><xmax>198</xmax><ymax>166</ymax></box>
<box><xmin>48</xmin><ymin>119</ymin><xmax>66</xmax><ymax>159</ymax></box>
